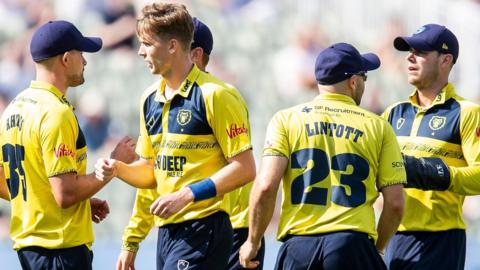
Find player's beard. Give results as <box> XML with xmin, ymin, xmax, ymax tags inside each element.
<box><xmin>68</xmin><ymin>73</ymin><xmax>85</xmax><ymax>87</ymax></box>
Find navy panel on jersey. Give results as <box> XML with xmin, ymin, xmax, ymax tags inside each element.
<box><xmin>417</xmin><ymin>98</ymin><xmax>461</xmax><ymax>144</ymax></box>
<box><xmin>143</xmin><ymin>91</ymin><xmax>164</xmax><ymax>136</ymax></box>
<box><xmin>388</xmin><ymin>103</ymin><xmax>417</xmax><ymax>136</ymax></box>
<box><xmin>76</xmin><ymin>125</ymin><xmax>86</xmax><ymax>149</ymax></box>
<box><xmin>385</xmin><ymin>229</ymin><xmax>465</xmax><ymax>270</ymax></box>
<box><xmin>168</xmin><ymin>83</ymin><xmax>213</xmax><ymax>135</ymax></box>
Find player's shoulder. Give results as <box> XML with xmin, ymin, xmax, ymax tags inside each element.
<box><xmin>383</xmin><ymin>100</ymin><xmax>411</xmax><ymax>114</ymax></box>
<box><xmin>453</xmin><ymin>95</ymin><xmax>480</xmax><ymax>114</ymax></box>
<box><xmin>138</xmin><ymin>80</ymin><xmax>160</xmax><ymax>103</ymax></box>
<box><xmin>195</xmin><ymin>72</ymin><xmax>240</xmax><ymax>97</ymax></box>
<box><xmin>17</xmin><ymin>88</ymin><xmax>72</xmax><ymax>117</ymax></box>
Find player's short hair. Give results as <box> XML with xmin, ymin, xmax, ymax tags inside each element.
<box><xmin>137</xmin><ymin>3</ymin><xmax>194</xmax><ymax>51</ymax></box>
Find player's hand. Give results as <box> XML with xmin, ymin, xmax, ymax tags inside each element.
<box><xmin>149</xmin><ymin>188</ymin><xmax>194</xmax><ymax>219</ymax></box>
<box><xmin>239</xmin><ymin>240</ymin><xmax>261</xmax><ymax>269</ymax></box>
<box><xmin>111</xmin><ymin>136</ymin><xmax>138</xmax><ymax>164</ymax></box>
<box><xmin>90</xmin><ymin>198</ymin><xmax>110</xmax><ymax>223</ymax></box>
<box><xmin>95</xmin><ymin>158</ymin><xmax>118</xmax><ymax>181</ymax></box>
<box><xmin>116</xmin><ymin>250</ymin><xmax>137</xmax><ymax>270</ymax></box>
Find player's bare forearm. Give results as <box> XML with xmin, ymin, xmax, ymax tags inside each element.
<box><xmin>240</xmin><ymin>156</ymin><xmax>286</xmax><ymax>268</ymax></box>
<box><xmin>96</xmin><ymin>158</ymin><xmax>156</xmax><ymax>189</ymax></box>
<box><xmin>247</xmin><ymin>155</ymin><xmax>287</xmax><ymax>245</ymax></box>
<box><xmin>211</xmin><ymin>149</ymin><xmax>256</xmax><ymax>195</ymax></box>
<box><xmin>376</xmin><ymin>184</ymin><xmax>404</xmax><ymax>252</ymax></box>
<box><xmin>248</xmin><ymin>180</ymin><xmax>277</xmax><ymax>246</ymax></box>
<box><xmin>449</xmin><ymin>165</ymin><xmax>480</xmax><ymax>195</ymax></box>
<box><xmin>49</xmin><ymin>172</ymin><xmax>110</xmax><ymax>208</ymax></box>
<box><xmin>117</xmin><ymin>159</ymin><xmax>156</xmax><ymax>188</ymax></box>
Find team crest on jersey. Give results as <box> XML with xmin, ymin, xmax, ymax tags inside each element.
<box><xmin>396</xmin><ymin>118</ymin><xmax>405</xmax><ymax>130</ymax></box>
<box><xmin>177</xmin><ymin>109</ymin><xmax>192</xmax><ymax>126</ymax></box>
<box><xmin>177</xmin><ymin>260</ymin><xmax>189</xmax><ymax>270</ymax></box>
<box><xmin>429</xmin><ymin>116</ymin><xmax>446</xmax><ymax>130</ymax></box>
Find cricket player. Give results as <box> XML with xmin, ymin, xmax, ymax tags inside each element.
<box><xmin>0</xmin><ymin>20</ymin><xmax>111</xmax><ymax>270</ymax></box>
<box><xmin>383</xmin><ymin>23</ymin><xmax>480</xmax><ymax>270</ymax></box>
<box><xmin>239</xmin><ymin>42</ymin><xmax>405</xmax><ymax>270</ymax></box>
<box><xmin>117</xmin><ymin>17</ymin><xmax>265</xmax><ymax>270</ymax></box>
<box><xmin>95</xmin><ymin>3</ymin><xmax>255</xmax><ymax>270</ymax></box>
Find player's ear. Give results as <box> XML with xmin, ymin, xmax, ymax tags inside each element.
<box><xmin>190</xmin><ymin>47</ymin><xmax>203</xmax><ymax>64</ymax></box>
<box><xmin>348</xmin><ymin>75</ymin><xmax>356</xmax><ymax>90</ymax></box>
<box><xmin>61</xmin><ymin>52</ymin><xmax>70</xmax><ymax>66</ymax></box>
<box><xmin>440</xmin><ymin>54</ymin><xmax>453</xmax><ymax>68</ymax></box>
<box><xmin>168</xmin><ymin>39</ymin><xmax>177</xmax><ymax>54</ymax></box>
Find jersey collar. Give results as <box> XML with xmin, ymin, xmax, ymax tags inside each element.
<box><xmin>155</xmin><ymin>65</ymin><xmax>201</xmax><ymax>102</ymax></box>
<box><xmin>29</xmin><ymin>80</ymin><xmax>71</xmax><ymax>106</ymax></box>
<box><xmin>408</xmin><ymin>82</ymin><xmax>456</xmax><ymax>108</ymax></box>
<box><xmin>315</xmin><ymin>92</ymin><xmax>357</xmax><ymax>105</ymax></box>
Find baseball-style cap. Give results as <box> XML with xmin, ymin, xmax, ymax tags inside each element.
<box><xmin>191</xmin><ymin>17</ymin><xmax>213</xmax><ymax>55</ymax></box>
<box><xmin>394</xmin><ymin>24</ymin><xmax>459</xmax><ymax>63</ymax></box>
<box><xmin>30</xmin><ymin>20</ymin><xmax>103</xmax><ymax>62</ymax></box>
<box><xmin>315</xmin><ymin>42</ymin><xmax>380</xmax><ymax>85</ymax></box>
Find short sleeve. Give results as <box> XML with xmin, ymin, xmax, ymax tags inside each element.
<box><xmin>208</xmin><ymin>88</ymin><xmax>252</xmax><ymax>159</ymax></box>
<box><xmin>377</xmin><ymin>121</ymin><xmax>407</xmax><ymax>188</ymax></box>
<box><xmin>40</xmin><ymin>107</ymin><xmax>78</xmax><ymax>177</ymax></box>
<box><xmin>263</xmin><ymin>111</ymin><xmax>290</xmax><ymax>158</ymax></box>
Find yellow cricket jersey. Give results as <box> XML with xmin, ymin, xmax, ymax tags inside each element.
<box><xmin>223</xmin><ymin>183</ymin><xmax>252</xmax><ymax>229</ymax></box>
<box><xmin>264</xmin><ymin>93</ymin><xmax>406</xmax><ymax>241</ymax></box>
<box><xmin>135</xmin><ymin>65</ymin><xmax>252</xmax><ymax>227</ymax></box>
<box><xmin>122</xmin><ymin>184</ymin><xmax>252</xmax><ymax>247</ymax></box>
<box><xmin>383</xmin><ymin>83</ymin><xmax>480</xmax><ymax>232</ymax></box>
<box><xmin>0</xmin><ymin>81</ymin><xmax>92</xmax><ymax>250</ymax></box>
<box><xmin>122</xmin><ymin>188</ymin><xmax>157</xmax><ymax>247</ymax></box>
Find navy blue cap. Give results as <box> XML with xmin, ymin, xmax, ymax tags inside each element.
<box><xmin>191</xmin><ymin>17</ymin><xmax>213</xmax><ymax>55</ymax></box>
<box><xmin>315</xmin><ymin>42</ymin><xmax>381</xmax><ymax>85</ymax></box>
<box><xmin>30</xmin><ymin>20</ymin><xmax>102</xmax><ymax>62</ymax></box>
<box><xmin>394</xmin><ymin>24</ymin><xmax>459</xmax><ymax>63</ymax></box>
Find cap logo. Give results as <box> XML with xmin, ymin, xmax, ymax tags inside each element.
<box><xmin>415</xmin><ymin>26</ymin><xmax>427</xmax><ymax>34</ymax></box>
<box><xmin>442</xmin><ymin>43</ymin><xmax>449</xmax><ymax>50</ymax></box>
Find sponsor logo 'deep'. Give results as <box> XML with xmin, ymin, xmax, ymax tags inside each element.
<box><xmin>54</xmin><ymin>144</ymin><xmax>76</xmax><ymax>158</ymax></box>
<box><xmin>226</xmin><ymin>123</ymin><xmax>248</xmax><ymax>139</ymax></box>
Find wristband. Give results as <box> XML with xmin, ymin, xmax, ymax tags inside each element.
<box><xmin>188</xmin><ymin>178</ymin><xmax>217</xmax><ymax>202</ymax></box>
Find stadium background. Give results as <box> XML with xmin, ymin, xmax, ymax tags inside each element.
<box><xmin>1</xmin><ymin>0</ymin><xmax>480</xmax><ymax>269</ymax></box>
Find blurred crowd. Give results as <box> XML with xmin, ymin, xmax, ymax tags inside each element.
<box><xmin>1</xmin><ymin>0</ymin><xmax>480</xmax><ymax>254</ymax></box>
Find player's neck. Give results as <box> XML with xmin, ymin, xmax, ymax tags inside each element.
<box><xmin>163</xmin><ymin>59</ymin><xmax>194</xmax><ymax>99</ymax></box>
<box><xmin>415</xmin><ymin>80</ymin><xmax>448</xmax><ymax>107</ymax></box>
<box><xmin>35</xmin><ymin>69</ymin><xmax>68</xmax><ymax>95</ymax></box>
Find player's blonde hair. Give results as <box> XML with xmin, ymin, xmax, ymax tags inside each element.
<box><xmin>136</xmin><ymin>2</ymin><xmax>193</xmax><ymax>51</ymax></box>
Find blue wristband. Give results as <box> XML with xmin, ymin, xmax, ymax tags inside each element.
<box><xmin>188</xmin><ymin>178</ymin><xmax>217</xmax><ymax>202</ymax></box>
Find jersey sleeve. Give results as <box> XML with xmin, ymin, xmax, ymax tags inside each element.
<box><xmin>136</xmin><ymin>96</ymin><xmax>154</xmax><ymax>160</ymax></box>
<box><xmin>263</xmin><ymin>111</ymin><xmax>289</xmax><ymax>158</ymax></box>
<box><xmin>376</xmin><ymin>121</ymin><xmax>407</xmax><ymax>188</ymax></box>
<box><xmin>121</xmin><ymin>188</ymin><xmax>157</xmax><ymax>251</ymax></box>
<box><xmin>40</xmin><ymin>107</ymin><xmax>78</xmax><ymax>177</ymax></box>
<box><xmin>207</xmin><ymin>87</ymin><xmax>252</xmax><ymax>159</ymax></box>
<box><xmin>449</xmin><ymin>105</ymin><xmax>480</xmax><ymax>195</ymax></box>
